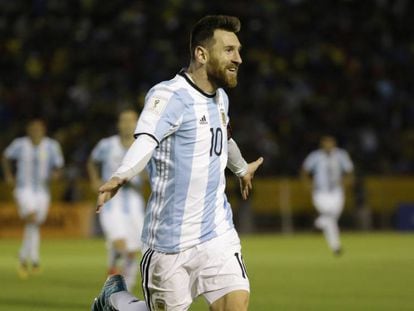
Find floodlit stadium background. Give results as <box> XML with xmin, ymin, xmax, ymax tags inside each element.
<box><xmin>0</xmin><ymin>1</ymin><xmax>413</xmax><ymax>310</ymax></box>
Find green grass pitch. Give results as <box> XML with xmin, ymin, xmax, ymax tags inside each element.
<box><xmin>0</xmin><ymin>233</ymin><xmax>413</xmax><ymax>310</ymax></box>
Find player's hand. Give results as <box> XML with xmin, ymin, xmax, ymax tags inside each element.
<box><xmin>96</xmin><ymin>177</ymin><xmax>126</xmax><ymax>213</ymax></box>
<box><xmin>51</xmin><ymin>169</ymin><xmax>63</xmax><ymax>181</ymax></box>
<box><xmin>240</xmin><ymin>157</ymin><xmax>263</xmax><ymax>200</ymax></box>
<box><xmin>91</xmin><ymin>179</ymin><xmax>103</xmax><ymax>192</ymax></box>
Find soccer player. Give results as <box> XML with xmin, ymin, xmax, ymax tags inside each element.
<box><xmin>301</xmin><ymin>135</ymin><xmax>354</xmax><ymax>256</ymax></box>
<box><xmin>91</xmin><ymin>15</ymin><xmax>263</xmax><ymax>311</ymax></box>
<box><xmin>87</xmin><ymin>109</ymin><xmax>145</xmax><ymax>291</ymax></box>
<box><xmin>2</xmin><ymin>119</ymin><xmax>64</xmax><ymax>278</ymax></box>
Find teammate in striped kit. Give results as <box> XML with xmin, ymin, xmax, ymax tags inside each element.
<box><xmin>2</xmin><ymin>119</ymin><xmax>64</xmax><ymax>278</ymax></box>
<box><xmin>92</xmin><ymin>15</ymin><xmax>263</xmax><ymax>311</ymax></box>
<box><xmin>88</xmin><ymin>109</ymin><xmax>145</xmax><ymax>291</ymax></box>
<box><xmin>301</xmin><ymin>135</ymin><xmax>354</xmax><ymax>256</ymax></box>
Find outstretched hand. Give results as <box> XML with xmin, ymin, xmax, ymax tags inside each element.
<box><xmin>96</xmin><ymin>177</ymin><xmax>126</xmax><ymax>212</ymax></box>
<box><xmin>240</xmin><ymin>157</ymin><xmax>264</xmax><ymax>200</ymax></box>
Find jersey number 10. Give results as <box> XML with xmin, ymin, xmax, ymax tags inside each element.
<box><xmin>210</xmin><ymin>128</ymin><xmax>223</xmax><ymax>157</ymax></box>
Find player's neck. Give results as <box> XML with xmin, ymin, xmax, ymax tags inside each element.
<box><xmin>120</xmin><ymin>135</ymin><xmax>134</xmax><ymax>148</ymax></box>
<box><xmin>186</xmin><ymin>64</ymin><xmax>217</xmax><ymax>94</ymax></box>
<box><xmin>30</xmin><ymin>137</ymin><xmax>42</xmax><ymax>146</ymax></box>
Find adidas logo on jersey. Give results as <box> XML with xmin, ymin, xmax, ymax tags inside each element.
<box><xmin>199</xmin><ymin>115</ymin><xmax>208</xmax><ymax>125</ymax></box>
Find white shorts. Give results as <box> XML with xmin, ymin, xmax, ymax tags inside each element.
<box><xmin>99</xmin><ymin>190</ymin><xmax>145</xmax><ymax>252</ymax></box>
<box><xmin>140</xmin><ymin>229</ymin><xmax>250</xmax><ymax>311</ymax></box>
<box><xmin>14</xmin><ymin>188</ymin><xmax>50</xmax><ymax>224</ymax></box>
<box><xmin>312</xmin><ymin>190</ymin><xmax>344</xmax><ymax>218</ymax></box>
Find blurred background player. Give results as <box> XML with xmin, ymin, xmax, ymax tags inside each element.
<box><xmin>2</xmin><ymin>119</ymin><xmax>64</xmax><ymax>278</ymax></box>
<box><xmin>87</xmin><ymin>109</ymin><xmax>145</xmax><ymax>291</ymax></box>
<box><xmin>301</xmin><ymin>135</ymin><xmax>354</xmax><ymax>256</ymax></box>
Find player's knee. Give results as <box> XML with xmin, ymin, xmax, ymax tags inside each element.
<box><xmin>113</xmin><ymin>239</ymin><xmax>127</xmax><ymax>252</ymax></box>
<box><xmin>127</xmin><ymin>251</ymin><xmax>137</xmax><ymax>259</ymax></box>
<box><xmin>24</xmin><ymin>212</ymin><xmax>37</xmax><ymax>224</ymax></box>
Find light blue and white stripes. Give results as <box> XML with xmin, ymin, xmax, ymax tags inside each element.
<box><xmin>136</xmin><ymin>72</ymin><xmax>234</xmax><ymax>253</ymax></box>
<box><xmin>303</xmin><ymin>148</ymin><xmax>354</xmax><ymax>193</ymax></box>
<box><xmin>3</xmin><ymin>137</ymin><xmax>64</xmax><ymax>192</ymax></box>
<box><xmin>90</xmin><ymin>135</ymin><xmax>143</xmax><ymax>209</ymax></box>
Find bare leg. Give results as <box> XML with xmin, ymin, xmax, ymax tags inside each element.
<box><xmin>210</xmin><ymin>290</ymin><xmax>249</xmax><ymax>311</ymax></box>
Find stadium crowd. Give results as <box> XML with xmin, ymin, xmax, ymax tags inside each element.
<box><xmin>1</xmin><ymin>0</ymin><xmax>413</xmax><ymax>179</ymax></box>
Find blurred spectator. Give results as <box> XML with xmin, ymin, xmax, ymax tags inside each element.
<box><xmin>0</xmin><ymin>0</ymin><xmax>413</xmax><ymax>177</ymax></box>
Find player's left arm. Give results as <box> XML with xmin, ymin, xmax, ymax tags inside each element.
<box><xmin>51</xmin><ymin>167</ymin><xmax>64</xmax><ymax>181</ymax></box>
<box><xmin>51</xmin><ymin>141</ymin><xmax>64</xmax><ymax>181</ymax></box>
<box><xmin>342</xmin><ymin>171</ymin><xmax>354</xmax><ymax>189</ymax></box>
<box><xmin>300</xmin><ymin>167</ymin><xmax>313</xmax><ymax>192</ymax></box>
<box><xmin>341</xmin><ymin>150</ymin><xmax>354</xmax><ymax>189</ymax></box>
<box><xmin>227</xmin><ymin>138</ymin><xmax>263</xmax><ymax>200</ymax></box>
<box><xmin>1</xmin><ymin>155</ymin><xmax>15</xmax><ymax>186</ymax></box>
<box><xmin>2</xmin><ymin>139</ymin><xmax>20</xmax><ymax>186</ymax></box>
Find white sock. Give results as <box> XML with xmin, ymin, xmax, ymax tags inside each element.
<box><xmin>19</xmin><ymin>224</ymin><xmax>32</xmax><ymax>262</ymax></box>
<box><xmin>28</xmin><ymin>224</ymin><xmax>40</xmax><ymax>263</ymax></box>
<box><xmin>108</xmin><ymin>247</ymin><xmax>121</xmax><ymax>271</ymax></box>
<box><xmin>123</xmin><ymin>256</ymin><xmax>138</xmax><ymax>292</ymax></box>
<box><xmin>322</xmin><ymin>216</ymin><xmax>341</xmax><ymax>251</ymax></box>
<box><xmin>110</xmin><ymin>291</ymin><xmax>148</xmax><ymax>311</ymax></box>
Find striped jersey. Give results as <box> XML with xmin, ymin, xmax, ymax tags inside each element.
<box><xmin>303</xmin><ymin>148</ymin><xmax>353</xmax><ymax>192</ymax></box>
<box><xmin>91</xmin><ymin>135</ymin><xmax>143</xmax><ymax>198</ymax></box>
<box><xmin>135</xmin><ymin>69</ymin><xmax>234</xmax><ymax>253</ymax></box>
<box><xmin>3</xmin><ymin>137</ymin><xmax>64</xmax><ymax>192</ymax></box>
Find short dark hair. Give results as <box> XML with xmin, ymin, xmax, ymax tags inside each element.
<box><xmin>190</xmin><ymin>15</ymin><xmax>241</xmax><ymax>60</ymax></box>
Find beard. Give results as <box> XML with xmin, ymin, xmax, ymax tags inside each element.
<box><xmin>206</xmin><ymin>56</ymin><xmax>238</xmax><ymax>89</ymax></box>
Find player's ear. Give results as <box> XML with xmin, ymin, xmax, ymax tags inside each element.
<box><xmin>194</xmin><ymin>46</ymin><xmax>208</xmax><ymax>64</ymax></box>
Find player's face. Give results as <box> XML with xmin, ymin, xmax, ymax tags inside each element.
<box><xmin>27</xmin><ymin>121</ymin><xmax>46</xmax><ymax>143</ymax></box>
<box><xmin>206</xmin><ymin>30</ymin><xmax>242</xmax><ymax>89</ymax></box>
<box><xmin>118</xmin><ymin>111</ymin><xmax>138</xmax><ymax>137</ymax></box>
<box><xmin>321</xmin><ymin>137</ymin><xmax>336</xmax><ymax>152</ymax></box>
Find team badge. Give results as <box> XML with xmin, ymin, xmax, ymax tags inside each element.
<box><xmin>220</xmin><ymin>109</ymin><xmax>227</xmax><ymax>126</ymax></box>
<box><xmin>154</xmin><ymin>298</ymin><xmax>166</xmax><ymax>311</ymax></box>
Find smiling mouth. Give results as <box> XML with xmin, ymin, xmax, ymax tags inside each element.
<box><xmin>227</xmin><ymin>67</ymin><xmax>238</xmax><ymax>74</ymax></box>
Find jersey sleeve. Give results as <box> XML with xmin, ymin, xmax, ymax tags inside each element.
<box><xmin>340</xmin><ymin>150</ymin><xmax>354</xmax><ymax>173</ymax></box>
<box><xmin>3</xmin><ymin>139</ymin><xmax>21</xmax><ymax>160</ymax></box>
<box><xmin>134</xmin><ymin>86</ymin><xmax>185</xmax><ymax>144</ymax></box>
<box><xmin>90</xmin><ymin>139</ymin><xmax>107</xmax><ymax>162</ymax></box>
<box><xmin>303</xmin><ymin>152</ymin><xmax>317</xmax><ymax>172</ymax></box>
<box><xmin>51</xmin><ymin>141</ymin><xmax>64</xmax><ymax>168</ymax></box>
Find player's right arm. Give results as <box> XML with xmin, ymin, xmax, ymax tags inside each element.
<box><xmin>301</xmin><ymin>152</ymin><xmax>315</xmax><ymax>192</ymax></box>
<box><xmin>87</xmin><ymin>158</ymin><xmax>102</xmax><ymax>192</ymax></box>
<box><xmin>2</xmin><ymin>139</ymin><xmax>20</xmax><ymax>187</ymax></box>
<box><xmin>1</xmin><ymin>155</ymin><xmax>15</xmax><ymax>186</ymax></box>
<box><xmin>97</xmin><ymin>85</ymin><xmax>185</xmax><ymax>211</ymax></box>
<box><xmin>96</xmin><ymin>133</ymin><xmax>157</xmax><ymax>212</ymax></box>
<box><xmin>87</xmin><ymin>140</ymin><xmax>106</xmax><ymax>191</ymax></box>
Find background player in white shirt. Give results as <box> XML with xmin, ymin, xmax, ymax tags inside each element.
<box><xmin>2</xmin><ymin>119</ymin><xmax>64</xmax><ymax>278</ymax></box>
<box><xmin>87</xmin><ymin>109</ymin><xmax>145</xmax><ymax>291</ymax></box>
<box><xmin>91</xmin><ymin>15</ymin><xmax>263</xmax><ymax>311</ymax></box>
<box><xmin>301</xmin><ymin>135</ymin><xmax>354</xmax><ymax>255</ymax></box>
